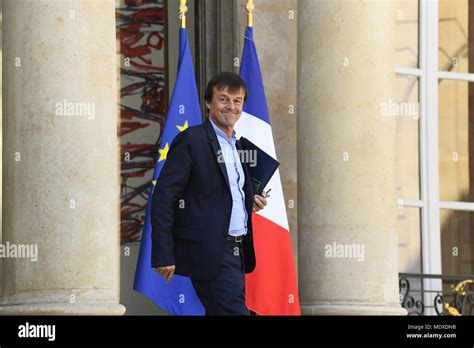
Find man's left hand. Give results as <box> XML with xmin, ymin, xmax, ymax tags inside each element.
<box><xmin>253</xmin><ymin>191</ymin><xmax>268</xmax><ymax>212</ymax></box>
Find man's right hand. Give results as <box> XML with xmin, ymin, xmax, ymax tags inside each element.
<box><xmin>155</xmin><ymin>265</ymin><xmax>176</xmax><ymax>283</ymax></box>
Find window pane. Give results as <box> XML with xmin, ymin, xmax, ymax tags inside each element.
<box><xmin>438</xmin><ymin>0</ymin><xmax>473</xmax><ymax>73</ymax></box>
<box><xmin>395</xmin><ymin>76</ymin><xmax>420</xmax><ymax>199</ymax></box>
<box><xmin>440</xmin><ymin>209</ymin><xmax>474</xmax><ymax>275</ymax></box>
<box><xmin>395</xmin><ymin>0</ymin><xmax>419</xmax><ymax>68</ymax></box>
<box><xmin>439</xmin><ymin>79</ymin><xmax>474</xmax><ymax>202</ymax></box>
<box><xmin>397</xmin><ymin>208</ymin><xmax>422</xmax><ymax>274</ymax></box>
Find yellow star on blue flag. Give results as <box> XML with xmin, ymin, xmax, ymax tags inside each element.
<box><xmin>177</xmin><ymin>120</ymin><xmax>189</xmax><ymax>132</ymax></box>
<box><xmin>158</xmin><ymin>143</ymin><xmax>169</xmax><ymax>162</ymax></box>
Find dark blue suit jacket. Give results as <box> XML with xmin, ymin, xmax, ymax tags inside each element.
<box><xmin>151</xmin><ymin>117</ymin><xmax>256</xmax><ymax>281</ymax></box>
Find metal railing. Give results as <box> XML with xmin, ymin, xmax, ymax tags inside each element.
<box><xmin>399</xmin><ymin>273</ymin><xmax>474</xmax><ymax>316</ymax></box>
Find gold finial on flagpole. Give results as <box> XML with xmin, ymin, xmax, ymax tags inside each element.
<box><xmin>246</xmin><ymin>0</ymin><xmax>255</xmax><ymax>27</ymax></box>
<box><xmin>180</xmin><ymin>0</ymin><xmax>188</xmax><ymax>29</ymax></box>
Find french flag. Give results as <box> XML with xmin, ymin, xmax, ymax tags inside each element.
<box><xmin>236</xmin><ymin>26</ymin><xmax>301</xmax><ymax>315</ymax></box>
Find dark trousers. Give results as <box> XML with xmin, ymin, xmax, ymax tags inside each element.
<box><xmin>191</xmin><ymin>239</ymin><xmax>250</xmax><ymax>316</ymax></box>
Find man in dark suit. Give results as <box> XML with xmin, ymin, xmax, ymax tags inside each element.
<box><xmin>151</xmin><ymin>72</ymin><xmax>268</xmax><ymax>315</ymax></box>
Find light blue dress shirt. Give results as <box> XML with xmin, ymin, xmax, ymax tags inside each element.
<box><xmin>209</xmin><ymin>117</ymin><xmax>248</xmax><ymax>237</ymax></box>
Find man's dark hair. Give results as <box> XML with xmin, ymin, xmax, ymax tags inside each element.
<box><xmin>204</xmin><ymin>72</ymin><xmax>248</xmax><ymax>107</ymax></box>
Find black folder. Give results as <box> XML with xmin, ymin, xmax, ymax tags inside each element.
<box><xmin>239</xmin><ymin>136</ymin><xmax>280</xmax><ymax>196</ymax></box>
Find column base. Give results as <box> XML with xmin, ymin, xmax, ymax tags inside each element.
<box><xmin>301</xmin><ymin>301</ymin><xmax>407</xmax><ymax>316</ymax></box>
<box><xmin>0</xmin><ymin>303</ymin><xmax>126</xmax><ymax>315</ymax></box>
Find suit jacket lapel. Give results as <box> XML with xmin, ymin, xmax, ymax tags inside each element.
<box><xmin>205</xmin><ymin>117</ymin><xmax>231</xmax><ymax>192</ymax></box>
<box><xmin>236</xmin><ymin>137</ymin><xmax>255</xmax><ymax>213</ymax></box>
<box><xmin>236</xmin><ymin>137</ymin><xmax>252</xmax><ymax>192</ymax></box>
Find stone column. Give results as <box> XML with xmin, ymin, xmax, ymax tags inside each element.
<box><xmin>298</xmin><ymin>0</ymin><xmax>406</xmax><ymax>315</ymax></box>
<box><xmin>1</xmin><ymin>0</ymin><xmax>125</xmax><ymax>315</ymax></box>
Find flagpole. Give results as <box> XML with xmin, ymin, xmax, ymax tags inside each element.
<box><xmin>180</xmin><ymin>0</ymin><xmax>188</xmax><ymax>29</ymax></box>
<box><xmin>246</xmin><ymin>0</ymin><xmax>254</xmax><ymax>27</ymax></box>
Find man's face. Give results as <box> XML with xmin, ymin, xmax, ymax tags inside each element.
<box><xmin>206</xmin><ymin>86</ymin><xmax>245</xmax><ymax>131</ymax></box>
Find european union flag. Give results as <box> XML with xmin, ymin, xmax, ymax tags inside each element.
<box><xmin>133</xmin><ymin>28</ymin><xmax>205</xmax><ymax>315</ymax></box>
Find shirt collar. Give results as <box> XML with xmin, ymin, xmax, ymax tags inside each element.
<box><xmin>209</xmin><ymin>116</ymin><xmax>236</xmax><ymax>141</ymax></box>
